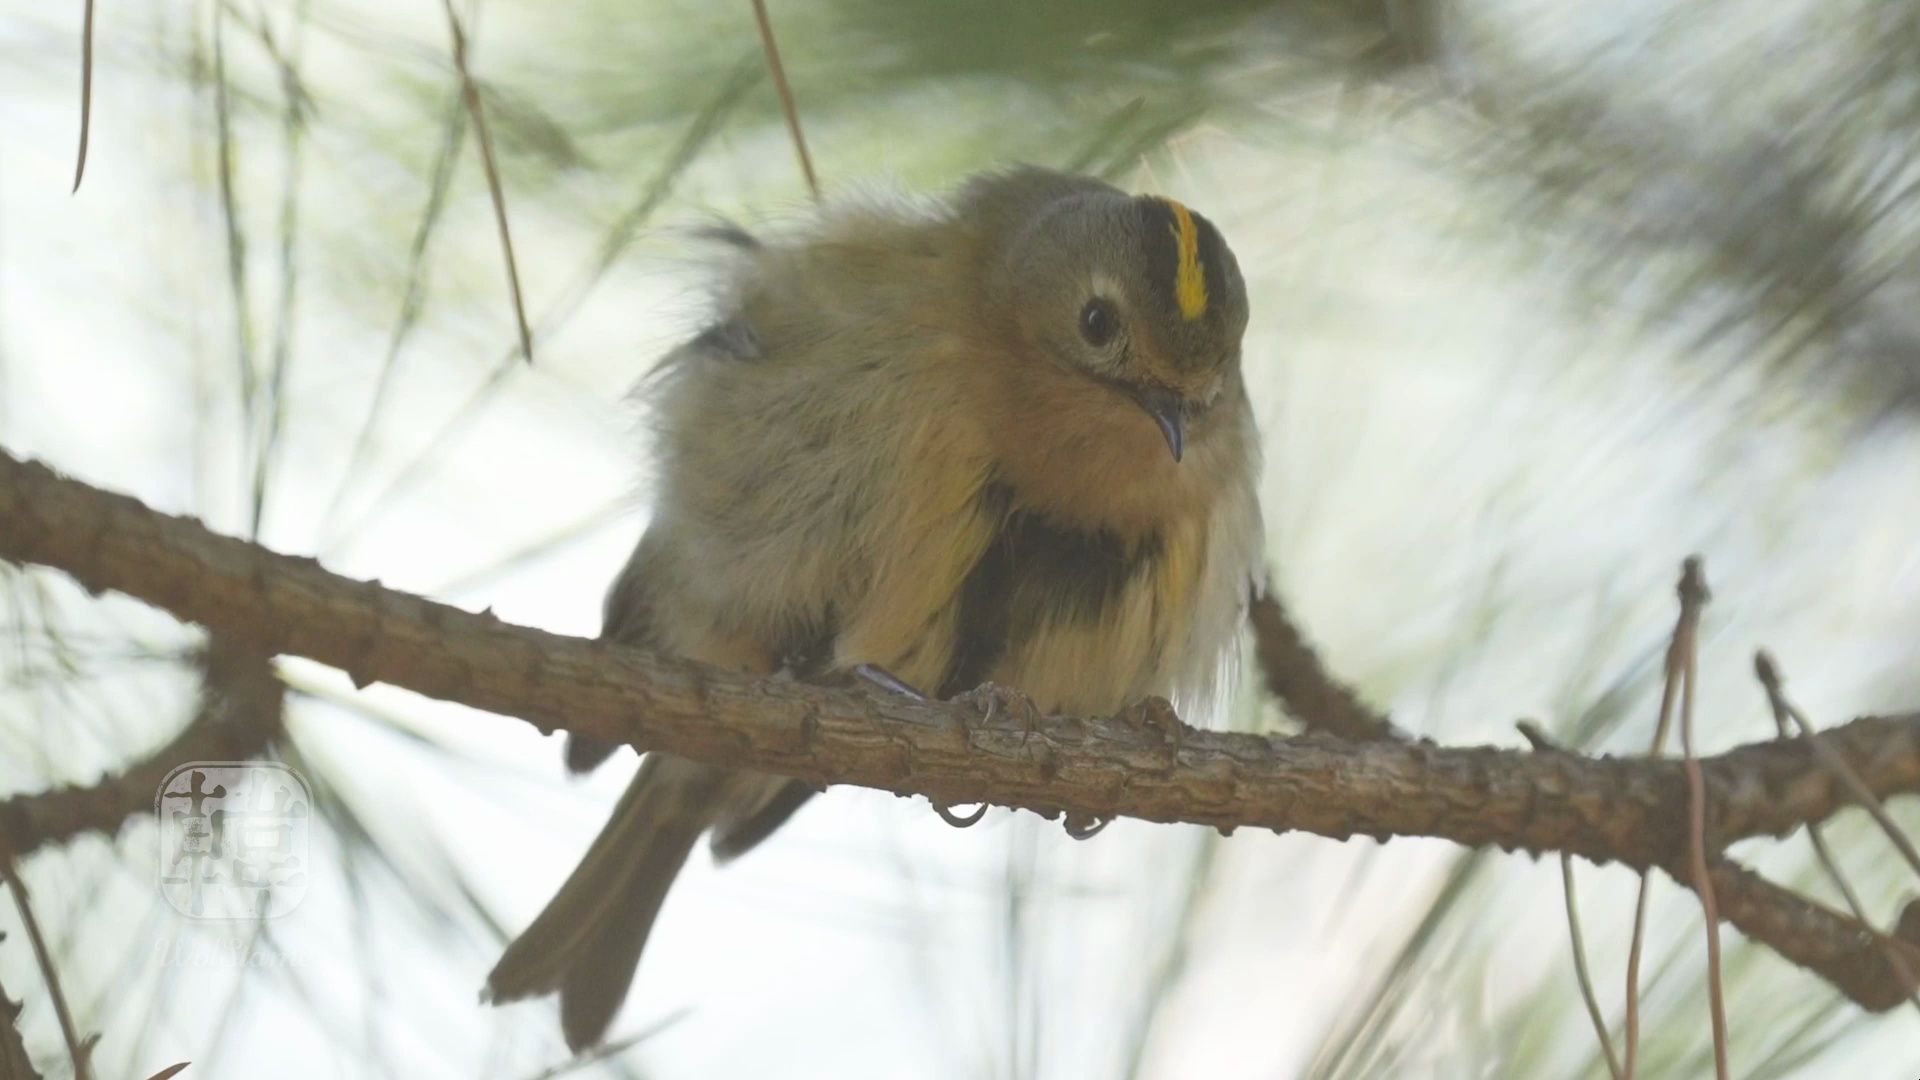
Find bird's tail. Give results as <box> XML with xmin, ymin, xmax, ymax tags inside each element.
<box><xmin>485</xmin><ymin>755</ymin><xmax>719</xmax><ymax>1051</ymax></box>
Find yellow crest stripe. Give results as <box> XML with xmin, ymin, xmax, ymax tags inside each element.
<box><xmin>1163</xmin><ymin>198</ymin><xmax>1208</xmax><ymax>320</ymax></box>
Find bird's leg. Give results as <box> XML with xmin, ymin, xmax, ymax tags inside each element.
<box><xmin>846</xmin><ymin>664</ymin><xmax>988</xmax><ymax>826</ymax></box>
<box><xmin>1052</xmin><ymin>699</ymin><xmax>1184</xmax><ymax>841</ymax></box>
<box><xmin>851</xmin><ymin>662</ymin><xmax>927</xmax><ymax>702</ymax></box>
<box><xmin>954</xmin><ymin>683</ymin><xmax>1110</xmax><ymax>839</ymax></box>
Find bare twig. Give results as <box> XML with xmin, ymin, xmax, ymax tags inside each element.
<box><xmin>1623</xmin><ymin>559</ymin><xmax>1702</xmax><ymax>1080</ymax></box>
<box><xmin>1520</xmin><ymin>721</ymin><xmax>1622</xmax><ymax>1080</ymax></box>
<box><xmin>440</xmin><ymin>0</ymin><xmax>535</xmax><ymax>365</ymax></box>
<box><xmin>1248</xmin><ymin>592</ymin><xmax>1404</xmax><ymax>741</ymax></box>
<box><xmin>1757</xmin><ymin>651</ymin><xmax>1920</xmax><ymax>881</ymax></box>
<box><xmin>1672</xmin><ymin>560</ymin><xmax>1729</xmax><ymax>1080</ymax></box>
<box><xmin>249</xmin><ymin>0</ymin><xmax>312</xmax><ymax>540</ymax></box>
<box><xmin>72</xmin><ymin>0</ymin><xmax>95</xmax><ymax>193</ymax></box>
<box><xmin>211</xmin><ymin>9</ymin><xmax>259</xmax><ymax>461</ymax></box>
<box><xmin>314</xmin><ymin>87</ymin><xmax>468</xmax><ymax>536</ymax></box>
<box><xmin>1565</xmin><ymin>853</ymin><xmax>1625</xmax><ymax>1080</ymax></box>
<box><xmin>318</xmin><ymin>59</ymin><xmax>759</xmax><ymax>557</ymax></box>
<box><xmin>749</xmin><ymin>0</ymin><xmax>819</xmax><ymax>200</ymax></box>
<box><xmin>6</xmin><ymin>454</ymin><xmax>1920</xmax><ymax>1011</ymax></box>
<box><xmin>0</xmin><ymin>861</ymin><xmax>89</xmax><ymax>1080</ymax></box>
<box><xmin>1757</xmin><ymin>651</ymin><xmax>1920</xmax><ymax>1015</ymax></box>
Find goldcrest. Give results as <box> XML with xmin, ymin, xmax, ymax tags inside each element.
<box><xmin>486</xmin><ymin>166</ymin><xmax>1263</xmax><ymax>1050</ymax></box>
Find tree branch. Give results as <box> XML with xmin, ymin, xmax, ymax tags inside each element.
<box><xmin>5</xmin><ymin>450</ymin><xmax>1920</xmax><ymax>1010</ymax></box>
<box><xmin>1248</xmin><ymin>591</ymin><xmax>1404</xmax><ymax>740</ymax></box>
<box><xmin>0</xmin><ymin>948</ymin><xmax>40</xmax><ymax>1080</ymax></box>
<box><xmin>1693</xmin><ymin>856</ymin><xmax>1920</xmax><ymax>1013</ymax></box>
<box><xmin>0</xmin><ymin>635</ymin><xmax>283</xmax><ymax>859</ymax></box>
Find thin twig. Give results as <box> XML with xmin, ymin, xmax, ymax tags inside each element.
<box><xmin>1757</xmin><ymin>651</ymin><xmax>1920</xmax><ymax>1016</ymax></box>
<box><xmin>1757</xmin><ymin>651</ymin><xmax>1920</xmax><ymax>882</ymax></box>
<box><xmin>319</xmin><ymin>59</ymin><xmax>759</xmax><ymax>557</ymax></box>
<box><xmin>314</xmin><ymin>87</ymin><xmax>468</xmax><ymax>537</ymax></box>
<box><xmin>1564</xmin><ymin>853</ymin><xmax>1625</xmax><ymax>1080</ymax></box>
<box><xmin>1686</xmin><ymin>854</ymin><xmax>1920</xmax><ymax>1012</ymax></box>
<box><xmin>749</xmin><ymin>0</ymin><xmax>819</xmax><ymax>200</ymax></box>
<box><xmin>0</xmin><ymin>859</ymin><xmax>89</xmax><ymax>1080</ymax></box>
<box><xmin>1519</xmin><ymin>721</ymin><xmax>1622</xmax><ymax>1080</ymax></box>
<box><xmin>1672</xmin><ymin>559</ymin><xmax>1729</xmax><ymax>1080</ymax></box>
<box><xmin>440</xmin><ymin>0</ymin><xmax>536</xmax><ymax>365</ymax></box>
<box><xmin>1623</xmin><ymin>557</ymin><xmax>1708</xmax><ymax>1080</ymax></box>
<box><xmin>1624</xmin><ymin>767</ymin><xmax>1676</xmax><ymax>1061</ymax></box>
<box><xmin>211</xmin><ymin>8</ymin><xmax>260</xmax><ymax>469</ymax></box>
<box><xmin>249</xmin><ymin>0</ymin><xmax>313</xmax><ymax>541</ymax></box>
<box><xmin>1803</xmin><ymin>825</ymin><xmax>1920</xmax><ymax>1012</ymax></box>
<box><xmin>72</xmin><ymin>0</ymin><xmax>96</xmax><ymax>192</ymax></box>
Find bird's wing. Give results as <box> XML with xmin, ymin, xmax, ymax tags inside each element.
<box><xmin>563</xmin><ymin>527</ymin><xmax>663</xmax><ymax>773</ymax></box>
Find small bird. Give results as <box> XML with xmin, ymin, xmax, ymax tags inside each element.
<box><xmin>484</xmin><ymin>166</ymin><xmax>1263</xmax><ymax>1050</ymax></box>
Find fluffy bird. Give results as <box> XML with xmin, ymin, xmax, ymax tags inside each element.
<box><xmin>485</xmin><ymin>167</ymin><xmax>1264</xmax><ymax>1050</ymax></box>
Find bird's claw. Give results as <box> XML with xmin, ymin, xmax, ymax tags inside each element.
<box><xmin>1133</xmin><ymin>696</ymin><xmax>1185</xmax><ymax>746</ymax></box>
<box><xmin>1063</xmin><ymin>813</ymin><xmax>1111</xmax><ymax>840</ymax></box>
<box><xmin>962</xmin><ymin>681</ymin><xmax>1041</xmax><ymax>732</ymax></box>
<box><xmin>854</xmin><ymin>663</ymin><xmax>928</xmax><ymax>702</ymax></box>
<box><xmin>932</xmin><ymin>801</ymin><xmax>989</xmax><ymax>828</ymax></box>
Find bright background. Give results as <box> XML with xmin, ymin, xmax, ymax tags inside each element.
<box><xmin>3</xmin><ymin>1</ymin><xmax>1919</xmax><ymax>1076</ymax></box>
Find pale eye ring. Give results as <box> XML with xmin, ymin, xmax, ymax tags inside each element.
<box><xmin>1078</xmin><ymin>297</ymin><xmax>1119</xmax><ymax>348</ymax></box>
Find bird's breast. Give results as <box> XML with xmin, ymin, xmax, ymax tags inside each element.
<box><xmin>939</xmin><ymin>481</ymin><xmax>1210</xmax><ymax>715</ymax></box>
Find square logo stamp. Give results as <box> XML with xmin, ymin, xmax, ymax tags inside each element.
<box><xmin>156</xmin><ymin>761</ymin><xmax>311</xmax><ymax>919</ymax></box>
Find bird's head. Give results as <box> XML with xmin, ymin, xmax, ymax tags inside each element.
<box><xmin>981</xmin><ymin>173</ymin><xmax>1250</xmax><ymax>463</ymax></box>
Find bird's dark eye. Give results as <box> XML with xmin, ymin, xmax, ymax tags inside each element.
<box><xmin>1078</xmin><ymin>298</ymin><xmax>1119</xmax><ymax>348</ymax></box>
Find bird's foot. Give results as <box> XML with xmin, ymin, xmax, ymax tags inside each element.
<box><xmin>852</xmin><ymin>662</ymin><xmax>928</xmax><ymax>702</ymax></box>
<box><xmin>1062</xmin><ymin>812</ymin><xmax>1112</xmax><ymax>840</ymax></box>
<box><xmin>1131</xmin><ymin>695</ymin><xmax>1186</xmax><ymax>746</ymax></box>
<box><xmin>957</xmin><ymin>681</ymin><xmax>1041</xmax><ymax>734</ymax></box>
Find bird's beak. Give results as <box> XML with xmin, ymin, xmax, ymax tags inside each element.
<box><xmin>1129</xmin><ymin>386</ymin><xmax>1185</xmax><ymax>463</ymax></box>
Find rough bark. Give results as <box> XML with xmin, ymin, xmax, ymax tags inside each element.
<box><xmin>4</xmin><ymin>449</ymin><xmax>1920</xmax><ymax>1009</ymax></box>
